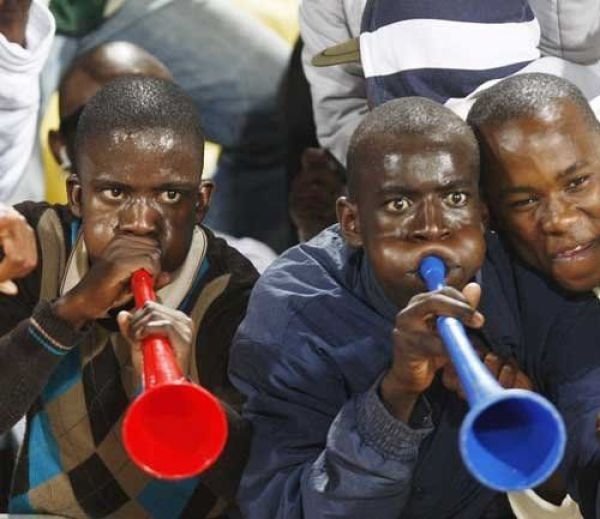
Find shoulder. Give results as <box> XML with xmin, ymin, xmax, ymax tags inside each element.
<box><xmin>233</xmin><ymin>226</ymin><xmax>393</xmax><ymax>387</ymax></box>
<box><xmin>14</xmin><ymin>202</ymin><xmax>72</xmax><ymax>234</ymax></box>
<box><xmin>243</xmin><ymin>226</ymin><xmax>359</xmax><ymax>338</ymax></box>
<box><xmin>202</xmin><ymin>226</ymin><xmax>259</xmax><ymax>293</ymax></box>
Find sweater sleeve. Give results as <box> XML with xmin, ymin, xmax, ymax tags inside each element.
<box><xmin>229</xmin><ymin>335</ymin><xmax>433</xmax><ymax>519</ymax></box>
<box><xmin>0</xmin><ymin>299</ymin><xmax>91</xmax><ymax>433</ymax></box>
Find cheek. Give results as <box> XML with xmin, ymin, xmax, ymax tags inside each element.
<box><xmin>160</xmin><ymin>210</ymin><xmax>196</xmax><ymax>264</ymax></box>
<box><xmin>577</xmin><ymin>187</ymin><xmax>600</xmax><ymax>220</ymax></box>
<box><xmin>81</xmin><ymin>219</ymin><xmax>116</xmax><ymax>259</ymax></box>
<box><xmin>500</xmin><ymin>209</ymin><xmax>539</xmax><ymax>242</ymax></box>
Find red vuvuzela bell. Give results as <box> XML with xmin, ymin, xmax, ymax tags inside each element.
<box><xmin>122</xmin><ymin>269</ymin><xmax>228</xmax><ymax>479</ymax></box>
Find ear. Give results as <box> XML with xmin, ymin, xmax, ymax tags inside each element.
<box><xmin>196</xmin><ymin>179</ymin><xmax>214</xmax><ymax>224</ymax></box>
<box><xmin>67</xmin><ymin>174</ymin><xmax>83</xmax><ymax>218</ymax></box>
<box><xmin>48</xmin><ymin>129</ymin><xmax>71</xmax><ymax>170</ymax></box>
<box><xmin>336</xmin><ymin>196</ymin><xmax>363</xmax><ymax>247</ymax></box>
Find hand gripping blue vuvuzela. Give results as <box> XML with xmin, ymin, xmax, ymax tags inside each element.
<box><xmin>418</xmin><ymin>256</ymin><xmax>566</xmax><ymax>491</ymax></box>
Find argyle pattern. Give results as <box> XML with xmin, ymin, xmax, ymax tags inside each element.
<box><xmin>7</xmin><ymin>209</ymin><xmax>257</xmax><ymax>518</ymax></box>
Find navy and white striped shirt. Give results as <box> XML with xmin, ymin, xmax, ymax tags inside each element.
<box><xmin>360</xmin><ymin>0</ymin><xmax>540</xmax><ymax>106</ymax></box>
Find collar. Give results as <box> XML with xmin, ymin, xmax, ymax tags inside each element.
<box><xmin>60</xmin><ymin>227</ymin><xmax>208</xmax><ymax>310</ymax></box>
<box><xmin>356</xmin><ymin>253</ymin><xmax>398</xmax><ymax>322</ymax></box>
<box><xmin>594</xmin><ymin>287</ymin><xmax>600</xmax><ymax>300</ymax></box>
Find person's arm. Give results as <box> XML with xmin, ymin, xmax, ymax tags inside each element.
<box><xmin>0</xmin><ymin>205</ymin><xmax>83</xmax><ymax>433</ymax></box>
<box><xmin>299</xmin><ymin>0</ymin><xmax>368</xmax><ymax>165</ymax></box>
<box><xmin>0</xmin><ymin>298</ymin><xmax>90</xmax><ymax>433</ymax></box>
<box><xmin>229</xmin><ymin>283</ymin><xmax>485</xmax><ymax>518</ymax></box>
<box><xmin>229</xmin><ymin>335</ymin><xmax>433</xmax><ymax>519</ymax></box>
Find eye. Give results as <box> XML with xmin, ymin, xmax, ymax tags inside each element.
<box><xmin>385</xmin><ymin>197</ymin><xmax>412</xmax><ymax>213</ymax></box>
<box><xmin>101</xmin><ymin>188</ymin><xmax>125</xmax><ymax>201</ymax></box>
<box><xmin>158</xmin><ymin>190</ymin><xmax>182</xmax><ymax>204</ymax></box>
<box><xmin>566</xmin><ymin>175</ymin><xmax>589</xmax><ymax>192</ymax></box>
<box><xmin>444</xmin><ymin>191</ymin><xmax>469</xmax><ymax>207</ymax></box>
<box><xmin>507</xmin><ymin>195</ymin><xmax>538</xmax><ymax>210</ymax></box>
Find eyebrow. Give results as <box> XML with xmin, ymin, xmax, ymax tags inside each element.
<box><xmin>499</xmin><ymin>160</ymin><xmax>590</xmax><ymax>198</ymax></box>
<box><xmin>90</xmin><ymin>177</ymin><xmax>198</xmax><ymax>191</ymax></box>
<box><xmin>376</xmin><ymin>179</ymin><xmax>473</xmax><ymax>196</ymax></box>
<box><xmin>555</xmin><ymin>160</ymin><xmax>589</xmax><ymax>181</ymax></box>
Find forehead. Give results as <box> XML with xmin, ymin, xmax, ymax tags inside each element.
<box><xmin>77</xmin><ymin>128</ymin><xmax>202</xmax><ymax>184</ymax></box>
<box><xmin>356</xmin><ymin>134</ymin><xmax>477</xmax><ymax>192</ymax></box>
<box><xmin>482</xmin><ymin>101</ymin><xmax>600</xmax><ymax>176</ymax></box>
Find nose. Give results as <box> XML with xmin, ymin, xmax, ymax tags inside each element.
<box><xmin>119</xmin><ymin>198</ymin><xmax>159</xmax><ymax>236</ymax></box>
<box><xmin>409</xmin><ymin>199</ymin><xmax>451</xmax><ymax>242</ymax></box>
<box><xmin>539</xmin><ymin>195</ymin><xmax>577</xmax><ymax>235</ymax></box>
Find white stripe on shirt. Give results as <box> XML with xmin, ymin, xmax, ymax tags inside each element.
<box><xmin>360</xmin><ymin>18</ymin><xmax>541</xmax><ymax>78</ymax></box>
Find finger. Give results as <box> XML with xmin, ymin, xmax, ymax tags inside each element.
<box><xmin>441</xmin><ymin>364</ymin><xmax>467</xmax><ymax>399</ymax></box>
<box><xmin>392</xmin><ymin>328</ymin><xmax>447</xmax><ymax>358</ymax></box>
<box><xmin>483</xmin><ymin>353</ymin><xmax>502</xmax><ymax>378</ymax></box>
<box><xmin>134</xmin><ymin>320</ymin><xmax>191</xmax><ymax>347</ymax></box>
<box><xmin>129</xmin><ymin>301</ymin><xmax>184</xmax><ymax>327</ymax></box>
<box><xmin>0</xmin><ymin>280</ymin><xmax>17</xmax><ymax>295</ymax></box>
<box><xmin>117</xmin><ymin>311</ymin><xmax>133</xmax><ymax>342</ymax></box>
<box><xmin>441</xmin><ymin>363</ymin><xmax>459</xmax><ymax>391</ymax></box>
<box><xmin>462</xmin><ymin>282</ymin><xmax>481</xmax><ymax>309</ymax></box>
<box><xmin>514</xmin><ymin>370</ymin><xmax>534</xmax><ymax>391</ymax></box>
<box><xmin>498</xmin><ymin>364</ymin><xmax>517</xmax><ymax>389</ymax></box>
<box><xmin>401</xmin><ymin>292</ymin><xmax>484</xmax><ymax>329</ymax></box>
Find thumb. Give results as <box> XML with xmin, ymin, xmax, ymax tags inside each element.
<box><xmin>462</xmin><ymin>282</ymin><xmax>481</xmax><ymax>310</ymax></box>
<box><xmin>462</xmin><ymin>282</ymin><xmax>485</xmax><ymax>328</ymax></box>
<box><xmin>117</xmin><ymin>310</ymin><xmax>133</xmax><ymax>341</ymax></box>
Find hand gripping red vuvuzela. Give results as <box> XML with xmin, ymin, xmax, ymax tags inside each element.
<box><xmin>122</xmin><ymin>269</ymin><xmax>228</xmax><ymax>479</ymax></box>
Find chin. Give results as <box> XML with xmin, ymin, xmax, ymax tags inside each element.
<box><xmin>550</xmin><ymin>267</ymin><xmax>600</xmax><ymax>293</ymax></box>
<box><xmin>555</xmin><ymin>277</ymin><xmax>600</xmax><ymax>294</ymax></box>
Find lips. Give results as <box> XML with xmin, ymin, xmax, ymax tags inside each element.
<box><xmin>550</xmin><ymin>239</ymin><xmax>599</xmax><ymax>262</ymax></box>
<box><xmin>409</xmin><ymin>247</ymin><xmax>461</xmax><ymax>276</ymax></box>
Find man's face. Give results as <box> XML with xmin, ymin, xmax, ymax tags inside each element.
<box><xmin>481</xmin><ymin>100</ymin><xmax>600</xmax><ymax>292</ymax></box>
<box><xmin>342</xmin><ymin>135</ymin><xmax>486</xmax><ymax>308</ymax></box>
<box><xmin>72</xmin><ymin>128</ymin><xmax>205</xmax><ymax>273</ymax></box>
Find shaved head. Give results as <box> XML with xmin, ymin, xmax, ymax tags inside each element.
<box><xmin>59</xmin><ymin>41</ymin><xmax>172</xmax><ymax>119</ymax></box>
<box><xmin>468</xmin><ymin>73</ymin><xmax>600</xmax><ymax>134</ymax></box>
<box><xmin>347</xmin><ymin>97</ymin><xmax>479</xmax><ymax>199</ymax></box>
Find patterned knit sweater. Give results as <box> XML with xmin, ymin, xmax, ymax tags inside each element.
<box><xmin>0</xmin><ymin>202</ymin><xmax>258</xmax><ymax>518</ymax></box>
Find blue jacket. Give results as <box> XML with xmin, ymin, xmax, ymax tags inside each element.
<box><xmin>508</xmin><ymin>258</ymin><xmax>600</xmax><ymax>518</ymax></box>
<box><xmin>229</xmin><ymin>226</ymin><xmax>522</xmax><ymax>518</ymax></box>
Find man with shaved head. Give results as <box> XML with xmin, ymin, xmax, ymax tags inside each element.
<box><xmin>0</xmin><ymin>75</ymin><xmax>258</xmax><ymax>517</ymax></box>
<box><xmin>469</xmin><ymin>73</ymin><xmax>600</xmax><ymax>517</ymax></box>
<box><xmin>229</xmin><ymin>97</ymin><xmax>537</xmax><ymax>518</ymax></box>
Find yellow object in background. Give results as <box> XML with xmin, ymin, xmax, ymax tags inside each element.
<box><xmin>233</xmin><ymin>0</ymin><xmax>299</xmax><ymax>44</ymax></box>
<box><xmin>42</xmin><ymin>93</ymin><xmax>68</xmax><ymax>204</ymax></box>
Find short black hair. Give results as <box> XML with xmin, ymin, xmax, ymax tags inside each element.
<box><xmin>74</xmin><ymin>76</ymin><xmax>204</xmax><ymax>169</ymax></box>
<box><xmin>347</xmin><ymin>97</ymin><xmax>479</xmax><ymax>198</ymax></box>
<box><xmin>467</xmin><ymin>72</ymin><xmax>600</xmax><ymax>131</ymax></box>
